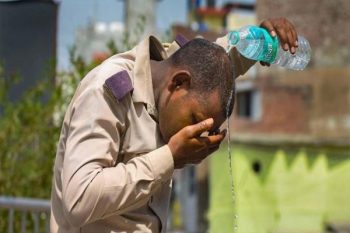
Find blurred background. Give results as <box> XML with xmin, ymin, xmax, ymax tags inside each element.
<box><xmin>0</xmin><ymin>0</ymin><xmax>350</xmax><ymax>232</ymax></box>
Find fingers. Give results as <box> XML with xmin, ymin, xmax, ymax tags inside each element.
<box><xmin>260</xmin><ymin>18</ymin><xmax>299</xmax><ymax>54</ymax></box>
<box><xmin>196</xmin><ymin>129</ymin><xmax>226</xmax><ymax>149</ymax></box>
<box><xmin>186</xmin><ymin>118</ymin><xmax>214</xmax><ymax>137</ymax></box>
<box><xmin>260</xmin><ymin>19</ymin><xmax>276</xmax><ymax>37</ymax></box>
<box><xmin>189</xmin><ymin>145</ymin><xmax>220</xmax><ymax>165</ymax></box>
<box><xmin>284</xmin><ymin>20</ymin><xmax>298</xmax><ymax>54</ymax></box>
<box><xmin>288</xmin><ymin>22</ymin><xmax>298</xmax><ymax>48</ymax></box>
<box><xmin>286</xmin><ymin>30</ymin><xmax>295</xmax><ymax>53</ymax></box>
<box><xmin>197</xmin><ymin>134</ymin><xmax>223</xmax><ymax>147</ymax></box>
<box><xmin>172</xmin><ymin>120</ymin><xmax>226</xmax><ymax>168</ymax></box>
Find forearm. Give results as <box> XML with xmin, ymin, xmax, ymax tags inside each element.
<box><xmin>215</xmin><ymin>34</ymin><xmax>256</xmax><ymax>78</ymax></box>
<box><xmin>62</xmin><ymin>145</ymin><xmax>174</xmax><ymax>227</ymax></box>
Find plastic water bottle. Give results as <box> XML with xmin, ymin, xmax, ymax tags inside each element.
<box><xmin>227</xmin><ymin>25</ymin><xmax>311</xmax><ymax>70</ymax></box>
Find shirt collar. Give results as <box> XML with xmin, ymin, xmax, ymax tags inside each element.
<box><xmin>131</xmin><ymin>36</ymin><xmax>167</xmax><ymax>121</ymax></box>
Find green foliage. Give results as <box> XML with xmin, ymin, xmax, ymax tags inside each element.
<box><xmin>0</xmin><ymin>39</ymin><xmax>134</xmax><ymax>199</ymax></box>
<box><xmin>0</xmin><ymin>64</ymin><xmax>58</xmax><ymax>198</ymax></box>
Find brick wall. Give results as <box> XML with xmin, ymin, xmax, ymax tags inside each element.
<box><xmin>231</xmin><ymin>68</ymin><xmax>350</xmax><ymax>143</ymax></box>
<box><xmin>229</xmin><ymin>1</ymin><xmax>350</xmax><ymax>143</ymax></box>
<box><xmin>232</xmin><ymin>75</ymin><xmax>310</xmax><ymax>135</ymax></box>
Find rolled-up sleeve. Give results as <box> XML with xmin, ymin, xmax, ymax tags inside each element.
<box><xmin>215</xmin><ymin>34</ymin><xmax>256</xmax><ymax>78</ymax></box>
<box><xmin>61</xmin><ymin>83</ymin><xmax>174</xmax><ymax>227</ymax></box>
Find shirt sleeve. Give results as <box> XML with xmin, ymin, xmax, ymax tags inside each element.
<box><xmin>61</xmin><ymin>80</ymin><xmax>174</xmax><ymax>227</ymax></box>
<box><xmin>215</xmin><ymin>34</ymin><xmax>256</xmax><ymax>78</ymax></box>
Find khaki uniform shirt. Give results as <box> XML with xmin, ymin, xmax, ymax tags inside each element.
<box><xmin>50</xmin><ymin>35</ymin><xmax>254</xmax><ymax>233</ymax></box>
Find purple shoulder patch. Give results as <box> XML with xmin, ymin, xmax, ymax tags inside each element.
<box><xmin>175</xmin><ymin>34</ymin><xmax>189</xmax><ymax>47</ymax></box>
<box><xmin>104</xmin><ymin>70</ymin><xmax>133</xmax><ymax>101</ymax></box>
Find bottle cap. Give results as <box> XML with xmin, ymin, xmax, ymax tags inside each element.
<box><xmin>228</xmin><ymin>31</ymin><xmax>240</xmax><ymax>45</ymax></box>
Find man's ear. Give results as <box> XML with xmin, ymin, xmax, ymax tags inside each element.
<box><xmin>169</xmin><ymin>70</ymin><xmax>192</xmax><ymax>92</ymax></box>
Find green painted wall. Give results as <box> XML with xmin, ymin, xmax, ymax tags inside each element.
<box><xmin>209</xmin><ymin>144</ymin><xmax>350</xmax><ymax>233</ymax></box>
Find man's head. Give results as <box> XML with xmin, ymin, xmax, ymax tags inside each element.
<box><xmin>155</xmin><ymin>38</ymin><xmax>235</xmax><ymax>142</ymax></box>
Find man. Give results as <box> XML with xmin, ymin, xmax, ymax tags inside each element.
<box><xmin>51</xmin><ymin>18</ymin><xmax>299</xmax><ymax>232</ymax></box>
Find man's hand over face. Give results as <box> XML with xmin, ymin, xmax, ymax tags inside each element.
<box><xmin>259</xmin><ymin>17</ymin><xmax>299</xmax><ymax>66</ymax></box>
<box><xmin>168</xmin><ymin>118</ymin><xmax>226</xmax><ymax>169</ymax></box>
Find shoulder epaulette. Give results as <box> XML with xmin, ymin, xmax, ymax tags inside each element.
<box><xmin>175</xmin><ymin>34</ymin><xmax>189</xmax><ymax>47</ymax></box>
<box><xmin>104</xmin><ymin>70</ymin><xmax>133</xmax><ymax>101</ymax></box>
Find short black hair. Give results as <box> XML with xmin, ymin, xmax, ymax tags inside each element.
<box><xmin>169</xmin><ymin>38</ymin><xmax>235</xmax><ymax>117</ymax></box>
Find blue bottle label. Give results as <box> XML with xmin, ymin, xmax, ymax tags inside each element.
<box><xmin>248</xmin><ymin>27</ymin><xmax>279</xmax><ymax>63</ymax></box>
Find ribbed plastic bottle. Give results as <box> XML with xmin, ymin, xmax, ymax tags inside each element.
<box><xmin>227</xmin><ymin>25</ymin><xmax>311</xmax><ymax>70</ymax></box>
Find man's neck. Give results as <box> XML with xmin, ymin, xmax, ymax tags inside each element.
<box><xmin>150</xmin><ymin>59</ymin><xmax>168</xmax><ymax>108</ymax></box>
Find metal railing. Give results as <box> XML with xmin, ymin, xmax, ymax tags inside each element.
<box><xmin>0</xmin><ymin>196</ymin><xmax>50</xmax><ymax>233</ymax></box>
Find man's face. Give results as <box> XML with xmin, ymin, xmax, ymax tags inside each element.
<box><xmin>158</xmin><ymin>89</ymin><xmax>225</xmax><ymax>143</ymax></box>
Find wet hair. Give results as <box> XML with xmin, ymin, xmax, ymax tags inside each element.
<box><xmin>169</xmin><ymin>38</ymin><xmax>235</xmax><ymax>117</ymax></box>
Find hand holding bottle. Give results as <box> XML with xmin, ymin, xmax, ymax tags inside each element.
<box><xmin>260</xmin><ymin>18</ymin><xmax>299</xmax><ymax>55</ymax></box>
<box><xmin>228</xmin><ymin>18</ymin><xmax>311</xmax><ymax>70</ymax></box>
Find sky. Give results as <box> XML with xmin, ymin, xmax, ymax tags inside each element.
<box><xmin>58</xmin><ymin>0</ymin><xmax>187</xmax><ymax>69</ymax></box>
<box><xmin>57</xmin><ymin>0</ymin><xmax>255</xmax><ymax>70</ymax></box>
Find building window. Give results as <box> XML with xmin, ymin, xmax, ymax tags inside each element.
<box><xmin>235</xmin><ymin>83</ymin><xmax>262</xmax><ymax>121</ymax></box>
<box><xmin>237</xmin><ymin>91</ymin><xmax>252</xmax><ymax>117</ymax></box>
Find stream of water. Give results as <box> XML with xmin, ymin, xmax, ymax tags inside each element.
<box><xmin>226</xmin><ymin>89</ymin><xmax>238</xmax><ymax>232</ymax></box>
